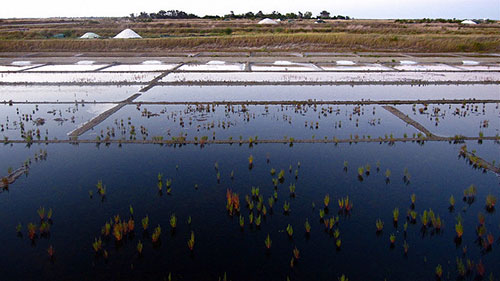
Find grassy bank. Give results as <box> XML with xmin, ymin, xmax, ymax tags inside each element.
<box><xmin>1</xmin><ymin>33</ymin><xmax>499</xmax><ymax>52</ymax></box>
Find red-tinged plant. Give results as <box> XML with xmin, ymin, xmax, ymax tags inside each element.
<box><xmin>455</xmin><ymin>221</ymin><xmax>464</xmax><ymax>238</ymax></box>
<box><xmin>128</xmin><ymin>218</ymin><xmax>135</xmax><ymax>232</ymax></box>
<box><xmin>37</xmin><ymin>207</ymin><xmax>46</xmax><ymax>220</ymax></box>
<box><xmin>39</xmin><ymin>221</ymin><xmax>50</xmax><ymax>234</ymax></box>
<box><xmin>403</xmin><ymin>241</ymin><xmax>409</xmax><ymax>255</ymax></box>
<box><xmin>478</xmin><ymin>213</ymin><xmax>485</xmax><ymax>225</ymax></box>
<box><xmin>27</xmin><ymin>223</ymin><xmax>36</xmax><ymax>240</ymax></box>
<box><xmin>476</xmin><ymin>261</ymin><xmax>485</xmax><ymax>277</ymax></box>
<box><xmin>390</xmin><ymin>233</ymin><xmax>396</xmax><ymax>244</ymax></box>
<box><xmin>324</xmin><ymin>194</ymin><xmax>330</xmax><ymax>208</ymax></box>
<box><xmin>113</xmin><ymin>223</ymin><xmax>123</xmax><ymax>241</ymax></box>
<box><xmin>152</xmin><ymin>225</ymin><xmax>161</xmax><ymax>243</ymax></box>
<box><xmin>375</xmin><ymin>219</ymin><xmax>384</xmax><ymax>232</ymax></box>
<box><xmin>304</xmin><ymin>219</ymin><xmax>311</xmax><ymax>234</ymax></box>
<box><xmin>293</xmin><ymin>247</ymin><xmax>300</xmax><ymax>259</ymax></box>
<box><xmin>265</xmin><ymin>234</ymin><xmax>272</xmax><ymax>249</ymax></box>
<box><xmin>323</xmin><ymin>218</ymin><xmax>329</xmax><ymax>228</ymax></box>
<box><xmin>142</xmin><ymin>216</ymin><xmax>149</xmax><ymax>231</ymax></box>
<box><xmin>187</xmin><ymin>231</ymin><xmax>195</xmax><ymax>251</ymax></box>
<box><xmin>435</xmin><ymin>264</ymin><xmax>442</xmax><ymax>279</ymax></box>
<box><xmin>226</xmin><ymin>189</ymin><xmax>240</xmax><ymax>215</ymax></box>
<box><xmin>486</xmin><ymin>194</ymin><xmax>496</xmax><ymax>211</ymax></box>
<box><xmin>487</xmin><ymin>233</ymin><xmax>494</xmax><ymax>246</ymax></box>
<box><xmin>122</xmin><ymin>221</ymin><xmax>129</xmax><ymax>235</ymax></box>
<box><xmin>338</xmin><ymin>198</ymin><xmax>344</xmax><ymax>210</ymax></box>
<box><xmin>47</xmin><ymin>245</ymin><xmax>54</xmax><ymax>258</ymax></box>
<box><xmin>344</xmin><ymin>197</ymin><xmax>353</xmax><ymax>212</ymax></box>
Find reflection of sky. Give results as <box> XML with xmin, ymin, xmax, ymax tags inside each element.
<box><xmin>1</xmin><ymin>0</ymin><xmax>498</xmax><ymax>19</ymax></box>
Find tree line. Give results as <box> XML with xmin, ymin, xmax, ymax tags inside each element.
<box><xmin>130</xmin><ymin>10</ymin><xmax>351</xmax><ymax>21</ymax></box>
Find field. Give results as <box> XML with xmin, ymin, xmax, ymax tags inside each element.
<box><xmin>0</xmin><ymin>18</ymin><xmax>499</xmax><ymax>52</ymax></box>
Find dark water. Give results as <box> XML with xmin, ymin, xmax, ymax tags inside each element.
<box><xmin>0</xmin><ymin>141</ymin><xmax>499</xmax><ymax>281</ymax></box>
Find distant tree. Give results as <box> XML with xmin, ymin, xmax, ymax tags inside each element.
<box><xmin>303</xmin><ymin>11</ymin><xmax>312</xmax><ymax>19</ymax></box>
<box><xmin>256</xmin><ymin>11</ymin><xmax>264</xmax><ymax>18</ymax></box>
<box><xmin>298</xmin><ymin>11</ymin><xmax>303</xmax><ymax>18</ymax></box>
<box><xmin>244</xmin><ymin>12</ymin><xmax>255</xmax><ymax>19</ymax></box>
<box><xmin>319</xmin><ymin>10</ymin><xmax>331</xmax><ymax>19</ymax></box>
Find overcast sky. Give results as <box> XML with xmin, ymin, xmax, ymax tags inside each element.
<box><xmin>1</xmin><ymin>0</ymin><xmax>498</xmax><ymax>19</ymax></box>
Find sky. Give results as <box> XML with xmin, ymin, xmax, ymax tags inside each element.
<box><xmin>1</xmin><ymin>0</ymin><xmax>499</xmax><ymax>19</ymax></box>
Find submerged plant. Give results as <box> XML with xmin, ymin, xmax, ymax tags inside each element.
<box><xmin>486</xmin><ymin>194</ymin><xmax>497</xmax><ymax>211</ymax></box>
<box><xmin>142</xmin><ymin>215</ymin><xmax>149</xmax><ymax>231</ymax></box>
<box><xmin>170</xmin><ymin>214</ymin><xmax>177</xmax><ymax>229</ymax></box>
<box><xmin>265</xmin><ymin>234</ymin><xmax>272</xmax><ymax>249</ymax></box>
<box><xmin>137</xmin><ymin>240</ymin><xmax>143</xmax><ymax>255</ymax></box>
<box><xmin>286</xmin><ymin>224</ymin><xmax>293</xmax><ymax>237</ymax></box>
<box><xmin>226</xmin><ymin>189</ymin><xmax>240</xmax><ymax>215</ymax></box>
<box><xmin>324</xmin><ymin>194</ymin><xmax>330</xmax><ymax>208</ymax></box>
<box><xmin>289</xmin><ymin>184</ymin><xmax>296</xmax><ymax>196</ymax></box>
<box><xmin>389</xmin><ymin>233</ymin><xmax>396</xmax><ymax>244</ymax></box>
<box><xmin>435</xmin><ymin>264</ymin><xmax>443</xmax><ymax>279</ymax></box>
<box><xmin>376</xmin><ymin>219</ymin><xmax>384</xmax><ymax>232</ymax></box>
<box><xmin>403</xmin><ymin>241</ymin><xmax>409</xmax><ymax>254</ymax></box>
<box><xmin>255</xmin><ymin>215</ymin><xmax>262</xmax><ymax>227</ymax></box>
<box><xmin>449</xmin><ymin>195</ymin><xmax>455</xmax><ymax>208</ymax></box>
<box><xmin>357</xmin><ymin>167</ymin><xmax>364</xmax><ymax>177</ymax></box>
<box><xmin>27</xmin><ymin>223</ymin><xmax>36</xmax><ymax>240</ymax></box>
<box><xmin>455</xmin><ymin>220</ymin><xmax>464</xmax><ymax>238</ymax></box>
<box><xmin>304</xmin><ymin>219</ymin><xmax>311</xmax><ymax>233</ymax></box>
<box><xmin>293</xmin><ymin>247</ymin><xmax>300</xmax><ymax>259</ymax></box>
<box><xmin>393</xmin><ymin>208</ymin><xmax>399</xmax><ymax>223</ymax></box>
<box><xmin>410</xmin><ymin>194</ymin><xmax>416</xmax><ymax>205</ymax></box>
<box><xmin>187</xmin><ymin>231</ymin><xmax>195</xmax><ymax>251</ymax></box>
<box><xmin>152</xmin><ymin>225</ymin><xmax>161</xmax><ymax>243</ymax></box>
<box><xmin>278</xmin><ymin>170</ymin><xmax>285</xmax><ymax>181</ymax></box>
<box><xmin>283</xmin><ymin>201</ymin><xmax>290</xmax><ymax>213</ymax></box>
<box><xmin>37</xmin><ymin>207</ymin><xmax>46</xmax><ymax>220</ymax></box>
<box><xmin>92</xmin><ymin>237</ymin><xmax>102</xmax><ymax>252</ymax></box>
<box><xmin>96</xmin><ymin>180</ymin><xmax>106</xmax><ymax>197</ymax></box>
<box><xmin>239</xmin><ymin>215</ymin><xmax>244</xmax><ymax>228</ymax></box>
<box><xmin>319</xmin><ymin>209</ymin><xmax>325</xmax><ymax>219</ymax></box>
<box><xmin>336</xmin><ymin>239</ymin><xmax>341</xmax><ymax>249</ymax></box>
<box><xmin>47</xmin><ymin>245</ymin><xmax>54</xmax><ymax>258</ymax></box>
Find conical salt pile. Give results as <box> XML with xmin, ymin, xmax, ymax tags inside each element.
<box><xmin>113</xmin><ymin>29</ymin><xmax>142</xmax><ymax>39</ymax></box>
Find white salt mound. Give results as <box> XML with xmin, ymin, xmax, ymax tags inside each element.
<box><xmin>207</xmin><ymin>61</ymin><xmax>226</xmax><ymax>65</ymax></box>
<box><xmin>258</xmin><ymin>18</ymin><xmax>278</xmax><ymax>25</ymax></box>
<box><xmin>80</xmin><ymin>32</ymin><xmax>100</xmax><ymax>39</ymax></box>
<box><xmin>336</xmin><ymin>60</ymin><xmax>356</xmax><ymax>66</ymax></box>
<box><xmin>114</xmin><ymin>29</ymin><xmax>142</xmax><ymax>39</ymax></box>
<box><xmin>462</xmin><ymin>60</ymin><xmax>479</xmax><ymax>65</ymax></box>
<box><xmin>11</xmin><ymin>61</ymin><xmax>31</xmax><ymax>66</ymax></box>
<box><xmin>400</xmin><ymin>60</ymin><xmax>417</xmax><ymax>65</ymax></box>
<box><xmin>461</xmin><ymin>20</ymin><xmax>477</xmax><ymax>25</ymax></box>
<box><xmin>76</xmin><ymin>60</ymin><xmax>96</xmax><ymax>65</ymax></box>
<box><xmin>142</xmin><ymin>60</ymin><xmax>163</xmax><ymax>65</ymax></box>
